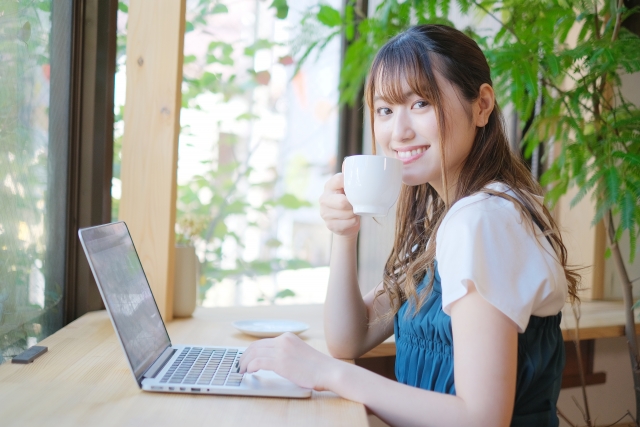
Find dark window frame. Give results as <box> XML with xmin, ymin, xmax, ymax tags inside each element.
<box><xmin>63</xmin><ymin>0</ymin><xmax>118</xmax><ymax>324</ymax></box>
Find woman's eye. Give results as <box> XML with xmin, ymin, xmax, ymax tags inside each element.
<box><xmin>413</xmin><ymin>100</ymin><xmax>429</xmax><ymax>109</ymax></box>
<box><xmin>376</xmin><ymin>107</ymin><xmax>392</xmax><ymax>116</ymax></box>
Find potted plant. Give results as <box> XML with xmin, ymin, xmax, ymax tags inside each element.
<box><xmin>173</xmin><ymin>215</ymin><xmax>208</xmax><ymax>317</ymax></box>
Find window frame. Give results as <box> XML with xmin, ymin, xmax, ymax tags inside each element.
<box><xmin>62</xmin><ymin>0</ymin><xmax>118</xmax><ymax>324</ymax></box>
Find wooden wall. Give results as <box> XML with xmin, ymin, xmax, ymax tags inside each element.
<box><xmin>556</xmin><ymin>186</ymin><xmax>606</xmax><ymax>300</ymax></box>
<box><xmin>119</xmin><ymin>0</ymin><xmax>186</xmax><ymax>321</ymax></box>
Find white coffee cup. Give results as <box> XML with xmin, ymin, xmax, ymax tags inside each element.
<box><xmin>343</xmin><ymin>155</ymin><xmax>403</xmax><ymax>217</ymax></box>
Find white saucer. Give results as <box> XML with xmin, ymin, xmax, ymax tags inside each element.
<box><xmin>232</xmin><ymin>319</ymin><xmax>310</xmax><ymax>338</ymax></box>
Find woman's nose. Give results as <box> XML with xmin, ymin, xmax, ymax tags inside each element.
<box><xmin>391</xmin><ymin>110</ymin><xmax>415</xmax><ymax>142</ymax></box>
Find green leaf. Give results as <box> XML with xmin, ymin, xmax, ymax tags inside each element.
<box><xmin>592</xmin><ymin>199</ymin><xmax>614</xmax><ymax>227</ymax></box>
<box><xmin>235</xmin><ymin>112</ymin><xmax>260</xmax><ymax>121</ymax></box>
<box><xmin>244</xmin><ymin>39</ymin><xmax>278</xmax><ymax>56</ymax></box>
<box><xmin>292</xmin><ymin>40</ymin><xmax>319</xmax><ymax>77</ymax></box>
<box><xmin>212</xmin><ymin>4</ymin><xmax>228</xmax><ymax>14</ymax></box>
<box><xmin>213</xmin><ymin>221</ymin><xmax>228</xmax><ymax>239</ymax></box>
<box><xmin>545</xmin><ymin>180</ymin><xmax>569</xmax><ymax>208</ymax></box>
<box><xmin>570</xmin><ymin>184</ymin><xmax>589</xmax><ymax>209</ymax></box>
<box><xmin>546</xmin><ymin>54</ymin><xmax>560</xmax><ymax>77</ymax></box>
<box><xmin>185</xmin><ymin>21</ymin><xmax>195</xmax><ymax>33</ymax></box>
<box><xmin>604</xmin><ymin>247</ymin><xmax>612</xmax><ymax>259</ymax></box>
<box><xmin>605</xmin><ymin>168</ymin><xmax>620</xmax><ymax>205</ymax></box>
<box><xmin>629</xmin><ymin>224</ymin><xmax>637</xmax><ymax>263</ymax></box>
<box><xmin>612</xmin><ymin>151</ymin><xmax>640</xmax><ymax>168</ymax></box>
<box><xmin>270</xmin><ymin>194</ymin><xmax>312</xmax><ymax>209</ymax></box>
<box><xmin>224</xmin><ymin>200</ymin><xmax>249</xmax><ymax>215</ymax></box>
<box><xmin>200</xmin><ymin>71</ymin><xmax>222</xmax><ymax>91</ymax></box>
<box><xmin>621</xmin><ymin>191</ymin><xmax>635</xmax><ymax>232</ymax></box>
<box><xmin>118</xmin><ymin>2</ymin><xmax>128</xmax><ymax>13</ymax></box>
<box><xmin>345</xmin><ymin>4</ymin><xmax>355</xmax><ymax>41</ymax></box>
<box><xmin>270</xmin><ymin>0</ymin><xmax>289</xmax><ymax>19</ymax></box>
<box><xmin>317</xmin><ymin>5</ymin><xmax>342</xmax><ymax>27</ymax></box>
<box><xmin>248</xmin><ymin>260</ymin><xmax>273</xmax><ymax>275</ymax></box>
<box><xmin>274</xmin><ymin>289</ymin><xmax>296</xmax><ymax>299</ymax></box>
<box><xmin>571</xmin><ymin>168</ymin><xmax>604</xmax><ymax>208</ymax></box>
<box><xmin>184</xmin><ymin>54</ymin><xmax>197</xmax><ymax>64</ymax></box>
<box><xmin>265</xmin><ymin>238</ymin><xmax>282</xmax><ymax>248</ymax></box>
<box><xmin>285</xmin><ymin>259</ymin><xmax>313</xmax><ymax>270</ymax></box>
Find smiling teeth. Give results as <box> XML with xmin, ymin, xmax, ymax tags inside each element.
<box><xmin>397</xmin><ymin>147</ymin><xmax>426</xmax><ymax>158</ymax></box>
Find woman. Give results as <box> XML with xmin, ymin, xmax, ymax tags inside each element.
<box><xmin>239</xmin><ymin>24</ymin><xmax>579</xmax><ymax>427</ymax></box>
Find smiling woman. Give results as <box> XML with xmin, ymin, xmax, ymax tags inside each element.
<box><xmin>238</xmin><ymin>24</ymin><xmax>582</xmax><ymax>427</ymax></box>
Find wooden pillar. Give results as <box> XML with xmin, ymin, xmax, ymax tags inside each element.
<box><xmin>119</xmin><ymin>0</ymin><xmax>186</xmax><ymax>321</ymax></box>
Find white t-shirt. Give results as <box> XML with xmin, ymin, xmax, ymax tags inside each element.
<box><xmin>435</xmin><ymin>182</ymin><xmax>567</xmax><ymax>333</ymax></box>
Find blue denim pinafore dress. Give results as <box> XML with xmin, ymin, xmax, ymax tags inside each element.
<box><xmin>394</xmin><ymin>262</ymin><xmax>565</xmax><ymax>427</ymax></box>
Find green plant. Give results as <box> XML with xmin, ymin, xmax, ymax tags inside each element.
<box><xmin>175</xmin><ymin>149</ymin><xmax>313</xmax><ymax>302</ymax></box>
<box><xmin>175</xmin><ymin>214</ymin><xmax>209</xmax><ymax>246</ymax></box>
<box><xmin>293</xmin><ymin>0</ymin><xmax>640</xmax><ymax>425</ymax></box>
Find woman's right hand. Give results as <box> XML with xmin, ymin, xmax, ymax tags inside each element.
<box><xmin>318</xmin><ymin>173</ymin><xmax>360</xmax><ymax>238</ymax></box>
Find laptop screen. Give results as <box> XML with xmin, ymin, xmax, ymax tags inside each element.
<box><xmin>79</xmin><ymin>222</ymin><xmax>171</xmax><ymax>382</ymax></box>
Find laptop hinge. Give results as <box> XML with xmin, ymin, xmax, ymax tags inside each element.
<box><xmin>141</xmin><ymin>347</ymin><xmax>176</xmax><ymax>381</ymax></box>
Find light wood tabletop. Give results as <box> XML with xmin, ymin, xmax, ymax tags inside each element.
<box><xmin>0</xmin><ymin>304</ymin><xmax>367</xmax><ymax>427</ymax></box>
<box><xmin>0</xmin><ymin>300</ymin><xmax>636</xmax><ymax>426</ymax></box>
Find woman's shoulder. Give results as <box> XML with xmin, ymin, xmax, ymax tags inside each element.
<box><xmin>435</xmin><ymin>182</ymin><xmax>566</xmax><ymax>332</ymax></box>
<box><xmin>439</xmin><ymin>182</ymin><xmax>538</xmax><ymax>236</ymax></box>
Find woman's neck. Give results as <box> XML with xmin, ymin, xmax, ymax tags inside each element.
<box><xmin>430</xmin><ymin>176</ymin><xmax>459</xmax><ymax>206</ymax></box>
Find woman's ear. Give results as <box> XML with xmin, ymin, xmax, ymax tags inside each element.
<box><xmin>475</xmin><ymin>83</ymin><xmax>495</xmax><ymax>127</ymax></box>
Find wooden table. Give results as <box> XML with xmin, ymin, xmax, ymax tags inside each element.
<box><xmin>1</xmin><ymin>300</ymin><xmax>636</xmax><ymax>426</ymax></box>
<box><xmin>0</xmin><ymin>305</ymin><xmax>367</xmax><ymax>427</ymax></box>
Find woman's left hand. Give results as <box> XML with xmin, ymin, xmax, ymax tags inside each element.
<box><xmin>238</xmin><ymin>332</ymin><xmax>340</xmax><ymax>391</ymax></box>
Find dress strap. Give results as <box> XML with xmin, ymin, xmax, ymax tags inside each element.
<box><xmin>529</xmin><ymin>209</ymin><xmax>554</xmax><ymax>249</ymax></box>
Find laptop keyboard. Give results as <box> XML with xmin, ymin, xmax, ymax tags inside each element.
<box><xmin>160</xmin><ymin>347</ymin><xmax>244</xmax><ymax>387</ymax></box>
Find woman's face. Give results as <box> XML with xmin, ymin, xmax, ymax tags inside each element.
<box><xmin>372</xmin><ymin>72</ymin><xmax>477</xmax><ymax>196</ymax></box>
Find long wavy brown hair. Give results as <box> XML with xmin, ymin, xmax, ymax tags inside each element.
<box><xmin>365</xmin><ymin>25</ymin><xmax>580</xmax><ymax>319</ymax></box>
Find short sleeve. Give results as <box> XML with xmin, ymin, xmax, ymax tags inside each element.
<box><xmin>435</xmin><ymin>191</ymin><xmax>566</xmax><ymax>333</ymax></box>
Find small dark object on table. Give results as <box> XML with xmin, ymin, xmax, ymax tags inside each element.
<box><xmin>12</xmin><ymin>346</ymin><xmax>48</xmax><ymax>364</ymax></box>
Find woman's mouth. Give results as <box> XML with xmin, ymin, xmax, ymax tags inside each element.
<box><xmin>395</xmin><ymin>146</ymin><xmax>429</xmax><ymax>164</ymax></box>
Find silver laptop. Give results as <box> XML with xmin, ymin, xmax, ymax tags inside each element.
<box><xmin>78</xmin><ymin>221</ymin><xmax>311</xmax><ymax>398</ymax></box>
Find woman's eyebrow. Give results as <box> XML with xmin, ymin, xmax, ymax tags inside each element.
<box><xmin>373</xmin><ymin>91</ymin><xmax>417</xmax><ymax>102</ymax></box>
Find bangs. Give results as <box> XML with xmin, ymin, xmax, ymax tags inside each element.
<box><xmin>366</xmin><ymin>40</ymin><xmax>441</xmax><ymax>107</ymax></box>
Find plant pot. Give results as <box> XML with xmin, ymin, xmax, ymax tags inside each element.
<box><xmin>173</xmin><ymin>245</ymin><xmax>199</xmax><ymax>318</ymax></box>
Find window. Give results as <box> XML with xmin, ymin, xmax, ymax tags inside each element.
<box><xmin>0</xmin><ymin>0</ymin><xmax>114</xmax><ymax>363</ymax></box>
<box><xmin>0</xmin><ymin>0</ymin><xmax>70</xmax><ymax>363</ymax></box>
<box><xmin>178</xmin><ymin>0</ymin><xmax>342</xmax><ymax>307</ymax></box>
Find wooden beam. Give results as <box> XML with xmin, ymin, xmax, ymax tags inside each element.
<box><xmin>119</xmin><ymin>0</ymin><xmax>186</xmax><ymax>321</ymax></box>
